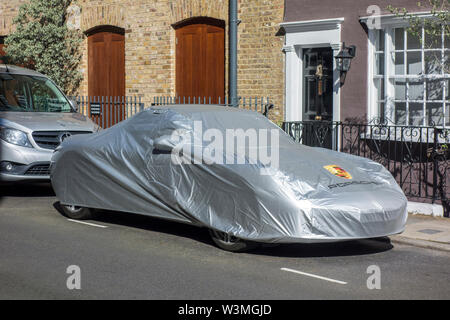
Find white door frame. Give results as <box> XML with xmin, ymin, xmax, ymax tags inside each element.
<box><xmin>281</xmin><ymin>18</ymin><xmax>344</xmax><ymax>122</ymax></box>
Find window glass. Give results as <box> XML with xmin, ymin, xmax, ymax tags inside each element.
<box><xmin>0</xmin><ymin>74</ymin><xmax>71</xmax><ymax>112</ymax></box>
<box><xmin>443</xmin><ymin>51</ymin><xmax>449</xmax><ymax>73</ymax></box>
<box><xmin>407</xmin><ymin>52</ymin><xmax>422</xmax><ymax>75</ymax></box>
<box><xmin>29</xmin><ymin>78</ymin><xmax>71</xmax><ymax>112</ymax></box>
<box><xmin>407</xmin><ymin>32</ymin><xmax>421</xmax><ymax>50</ymax></box>
<box><xmin>427</xmin><ymin>80</ymin><xmax>443</xmax><ymax>100</ymax></box>
<box><xmin>394</xmin><ymin>79</ymin><xmax>406</xmax><ymax>100</ymax></box>
<box><xmin>408</xmin><ymin>80</ymin><xmax>424</xmax><ymax>101</ymax></box>
<box><xmin>446</xmin><ymin>79</ymin><xmax>450</xmax><ymax>101</ymax></box>
<box><xmin>445</xmin><ymin>105</ymin><xmax>449</xmax><ymax>126</ymax></box>
<box><xmin>395</xmin><ymin>102</ymin><xmax>407</xmax><ymax>125</ymax></box>
<box><xmin>427</xmin><ymin>102</ymin><xmax>444</xmax><ymax>126</ymax></box>
<box><xmin>395</xmin><ymin>28</ymin><xmax>404</xmax><ymax>50</ymax></box>
<box><xmin>372</xmin><ymin>25</ymin><xmax>448</xmax><ymax>127</ymax></box>
<box><xmin>395</xmin><ymin>52</ymin><xmax>405</xmax><ymax>75</ymax></box>
<box><xmin>409</xmin><ymin>103</ymin><xmax>424</xmax><ymax>125</ymax></box>
<box><xmin>0</xmin><ymin>75</ymin><xmax>30</xmax><ymax>110</ymax></box>
<box><xmin>425</xmin><ymin>32</ymin><xmax>441</xmax><ymax>49</ymax></box>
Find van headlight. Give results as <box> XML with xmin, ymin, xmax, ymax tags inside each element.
<box><xmin>0</xmin><ymin>126</ymin><xmax>33</xmax><ymax>148</ymax></box>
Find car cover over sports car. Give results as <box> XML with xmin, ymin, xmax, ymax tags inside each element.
<box><xmin>51</xmin><ymin>105</ymin><xmax>407</xmax><ymax>243</ymax></box>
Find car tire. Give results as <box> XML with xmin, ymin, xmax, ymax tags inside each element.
<box><xmin>208</xmin><ymin>229</ymin><xmax>258</xmax><ymax>252</ymax></box>
<box><xmin>60</xmin><ymin>204</ymin><xmax>94</xmax><ymax>220</ymax></box>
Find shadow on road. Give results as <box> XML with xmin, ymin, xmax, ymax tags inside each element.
<box><xmin>53</xmin><ymin>201</ymin><xmax>393</xmax><ymax>258</ymax></box>
<box><xmin>251</xmin><ymin>238</ymin><xmax>393</xmax><ymax>258</ymax></box>
<box><xmin>53</xmin><ymin>201</ymin><xmax>213</xmax><ymax>246</ymax></box>
<box><xmin>0</xmin><ymin>182</ymin><xmax>55</xmax><ymax>200</ymax></box>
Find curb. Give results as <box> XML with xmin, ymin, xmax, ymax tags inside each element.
<box><xmin>389</xmin><ymin>235</ymin><xmax>450</xmax><ymax>253</ymax></box>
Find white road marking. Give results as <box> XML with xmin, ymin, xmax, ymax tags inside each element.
<box><xmin>280</xmin><ymin>267</ymin><xmax>347</xmax><ymax>285</ymax></box>
<box><xmin>67</xmin><ymin>219</ymin><xmax>108</xmax><ymax>229</ymax></box>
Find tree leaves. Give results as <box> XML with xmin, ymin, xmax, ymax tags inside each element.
<box><xmin>4</xmin><ymin>0</ymin><xmax>84</xmax><ymax>95</ymax></box>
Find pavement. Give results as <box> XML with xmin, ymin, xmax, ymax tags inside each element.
<box><xmin>390</xmin><ymin>213</ymin><xmax>450</xmax><ymax>252</ymax></box>
<box><xmin>0</xmin><ymin>183</ymin><xmax>449</xmax><ymax>299</ymax></box>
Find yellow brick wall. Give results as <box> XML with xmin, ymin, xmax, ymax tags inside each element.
<box><xmin>3</xmin><ymin>0</ymin><xmax>285</xmax><ymax>121</ymax></box>
<box><xmin>237</xmin><ymin>0</ymin><xmax>284</xmax><ymax>121</ymax></box>
<box><xmin>0</xmin><ymin>0</ymin><xmax>27</xmax><ymax>35</ymax></box>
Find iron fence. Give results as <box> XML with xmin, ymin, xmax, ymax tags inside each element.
<box><xmin>70</xmin><ymin>96</ymin><xmax>144</xmax><ymax>129</ymax></box>
<box><xmin>71</xmin><ymin>95</ymin><xmax>273</xmax><ymax>129</ymax></box>
<box><xmin>152</xmin><ymin>96</ymin><xmax>273</xmax><ymax>116</ymax></box>
<box><xmin>283</xmin><ymin>120</ymin><xmax>450</xmax><ymax>217</ymax></box>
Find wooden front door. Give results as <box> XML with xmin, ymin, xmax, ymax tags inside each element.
<box><xmin>88</xmin><ymin>31</ymin><xmax>125</xmax><ymax>98</ymax></box>
<box><xmin>176</xmin><ymin>20</ymin><xmax>225</xmax><ymax>103</ymax></box>
<box><xmin>88</xmin><ymin>29</ymin><xmax>125</xmax><ymax>127</ymax></box>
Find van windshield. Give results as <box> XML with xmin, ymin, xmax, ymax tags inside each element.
<box><xmin>0</xmin><ymin>73</ymin><xmax>72</xmax><ymax>113</ymax></box>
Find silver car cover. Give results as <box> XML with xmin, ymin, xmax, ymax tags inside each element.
<box><xmin>51</xmin><ymin>105</ymin><xmax>408</xmax><ymax>243</ymax></box>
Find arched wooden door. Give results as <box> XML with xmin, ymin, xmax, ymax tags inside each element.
<box><xmin>87</xmin><ymin>27</ymin><xmax>125</xmax><ymax>127</ymax></box>
<box><xmin>175</xmin><ymin>19</ymin><xmax>225</xmax><ymax>104</ymax></box>
<box><xmin>88</xmin><ymin>28</ymin><xmax>125</xmax><ymax>97</ymax></box>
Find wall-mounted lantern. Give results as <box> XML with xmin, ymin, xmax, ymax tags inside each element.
<box><xmin>335</xmin><ymin>42</ymin><xmax>356</xmax><ymax>84</ymax></box>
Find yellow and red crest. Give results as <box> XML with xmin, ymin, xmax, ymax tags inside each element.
<box><xmin>324</xmin><ymin>165</ymin><xmax>352</xmax><ymax>179</ymax></box>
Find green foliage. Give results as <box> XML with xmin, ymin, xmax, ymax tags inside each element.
<box><xmin>4</xmin><ymin>0</ymin><xmax>83</xmax><ymax>95</ymax></box>
<box><xmin>387</xmin><ymin>1</ymin><xmax>449</xmax><ymax>73</ymax></box>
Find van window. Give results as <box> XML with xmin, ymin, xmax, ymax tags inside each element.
<box><xmin>0</xmin><ymin>73</ymin><xmax>72</xmax><ymax>112</ymax></box>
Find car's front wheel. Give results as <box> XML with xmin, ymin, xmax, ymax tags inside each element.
<box><xmin>60</xmin><ymin>204</ymin><xmax>94</xmax><ymax>220</ymax></box>
<box><xmin>208</xmin><ymin>229</ymin><xmax>258</xmax><ymax>252</ymax></box>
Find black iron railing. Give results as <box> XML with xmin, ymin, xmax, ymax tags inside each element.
<box><xmin>69</xmin><ymin>96</ymin><xmax>144</xmax><ymax>129</ymax></box>
<box><xmin>152</xmin><ymin>96</ymin><xmax>274</xmax><ymax>116</ymax></box>
<box><xmin>70</xmin><ymin>95</ymin><xmax>274</xmax><ymax>129</ymax></box>
<box><xmin>283</xmin><ymin>120</ymin><xmax>450</xmax><ymax>217</ymax></box>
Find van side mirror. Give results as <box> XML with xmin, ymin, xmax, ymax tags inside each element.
<box><xmin>69</xmin><ymin>98</ymin><xmax>79</xmax><ymax>112</ymax></box>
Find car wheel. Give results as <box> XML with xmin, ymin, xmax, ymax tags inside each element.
<box><xmin>208</xmin><ymin>229</ymin><xmax>258</xmax><ymax>252</ymax></box>
<box><xmin>61</xmin><ymin>204</ymin><xmax>94</xmax><ymax>220</ymax></box>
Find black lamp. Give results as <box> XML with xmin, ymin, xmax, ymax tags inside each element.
<box><xmin>335</xmin><ymin>42</ymin><xmax>356</xmax><ymax>84</ymax></box>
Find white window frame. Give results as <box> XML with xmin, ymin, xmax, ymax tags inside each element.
<box><xmin>362</xmin><ymin>13</ymin><xmax>449</xmax><ymax>128</ymax></box>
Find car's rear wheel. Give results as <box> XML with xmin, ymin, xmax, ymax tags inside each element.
<box><xmin>208</xmin><ymin>229</ymin><xmax>258</xmax><ymax>252</ymax></box>
<box><xmin>60</xmin><ymin>204</ymin><xmax>94</xmax><ymax>220</ymax></box>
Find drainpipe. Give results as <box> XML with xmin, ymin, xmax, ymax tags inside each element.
<box><xmin>229</xmin><ymin>0</ymin><xmax>238</xmax><ymax>107</ymax></box>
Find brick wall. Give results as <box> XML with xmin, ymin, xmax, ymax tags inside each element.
<box><xmin>238</xmin><ymin>0</ymin><xmax>285</xmax><ymax>122</ymax></box>
<box><xmin>76</xmin><ymin>0</ymin><xmax>285</xmax><ymax>121</ymax></box>
<box><xmin>0</xmin><ymin>0</ymin><xmax>27</xmax><ymax>35</ymax></box>
<box><xmin>2</xmin><ymin>0</ymin><xmax>285</xmax><ymax>122</ymax></box>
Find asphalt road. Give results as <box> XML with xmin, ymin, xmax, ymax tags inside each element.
<box><xmin>1</xmin><ymin>183</ymin><xmax>449</xmax><ymax>300</ymax></box>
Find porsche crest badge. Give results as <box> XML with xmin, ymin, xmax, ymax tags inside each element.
<box><xmin>324</xmin><ymin>165</ymin><xmax>352</xmax><ymax>179</ymax></box>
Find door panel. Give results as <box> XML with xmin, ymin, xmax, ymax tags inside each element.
<box><xmin>303</xmin><ymin>48</ymin><xmax>333</xmax><ymax>121</ymax></box>
<box><xmin>88</xmin><ymin>31</ymin><xmax>125</xmax><ymax>98</ymax></box>
<box><xmin>204</xmin><ymin>26</ymin><xmax>225</xmax><ymax>102</ymax></box>
<box><xmin>88</xmin><ymin>30</ymin><xmax>125</xmax><ymax>127</ymax></box>
<box><xmin>302</xmin><ymin>47</ymin><xmax>335</xmax><ymax>149</ymax></box>
<box><xmin>176</xmin><ymin>22</ymin><xmax>225</xmax><ymax>103</ymax></box>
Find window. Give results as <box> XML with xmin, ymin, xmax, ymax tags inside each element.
<box><xmin>0</xmin><ymin>74</ymin><xmax>72</xmax><ymax>113</ymax></box>
<box><xmin>372</xmin><ymin>25</ymin><xmax>449</xmax><ymax>127</ymax></box>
